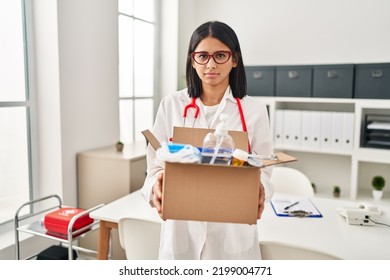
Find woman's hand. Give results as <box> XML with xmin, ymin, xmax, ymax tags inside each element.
<box><xmin>152</xmin><ymin>172</ymin><xmax>164</xmax><ymax>219</ymax></box>
<box><xmin>258</xmin><ymin>182</ymin><xmax>265</xmax><ymax>219</ymax></box>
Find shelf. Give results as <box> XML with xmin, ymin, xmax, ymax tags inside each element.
<box><xmin>275</xmin><ymin>146</ymin><xmax>353</xmax><ymax>156</ymax></box>
<box><xmin>15</xmin><ymin>195</ymin><xmax>105</xmax><ymax>260</ymax></box>
<box><xmin>17</xmin><ymin>220</ymin><xmax>100</xmax><ymax>243</ymax></box>
<box><xmin>355</xmin><ymin>189</ymin><xmax>390</xmax><ymax>206</ymax></box>
<box><xmin>356</xmin><ymin>148</ymin><xmax>390</xmax><ymax>164</ymax></box>
<box><xmin>258</xmin><ymin>96</ymin><xmax>356</xmax><ymax>104</ymax></box>
<box><xmin>254</xmin><ymin>95</ymin><xmax>390</xmax><ymax>204</ymax></box>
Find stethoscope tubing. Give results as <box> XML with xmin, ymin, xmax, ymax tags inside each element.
<box><xmin>182</xmin><ymin>97</ymin><xmax>251</xmax><ymax>152</ymax></box>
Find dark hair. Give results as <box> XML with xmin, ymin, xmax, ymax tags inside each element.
<box><xmin>185</xmin><ymin>21</ymin><xmax>247</xmax><ymax>99</ymax></box>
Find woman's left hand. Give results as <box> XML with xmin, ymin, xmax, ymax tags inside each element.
<box><xmin>258</xmin><ymin>182</ymin><xmax>265</xmax><ymax>219</ymax></box>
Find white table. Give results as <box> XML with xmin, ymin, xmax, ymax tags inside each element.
<box><xmin>258</xmin><ymin>195</ymin><xmax>390</xmax><ymax>260</ymax></box>
<box><xmin>90</xmin><ymin>190</ymin><xmax>160</xmax><ymax>259</ymax></box>
<box><xmin>90</xmin><ymin>190</ymin><xmax>390</xmax><ymax>260</ymax></box>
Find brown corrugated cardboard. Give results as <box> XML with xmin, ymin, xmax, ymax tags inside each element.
<box><xmin>141</xmin><ymin>129</ymin><xmax>161</xmax><ymax>150</ymax></box>
<box><xmin>142</xmin><ymin>128</ymin><xmax>297</xmax><ymax>224</ymax></box>
<box><xmin>173</xmin><ymin>127</ymin><xmax>249</xmax><ymax>151</ymax></box>
<box><xmin>262</xmin><ymin>152</ymin><xmax>297</xmax><ymax>167</ymax></box>
<box><xmin>163</xmin><ymin>162</ymin><xmax>260</xmax><ymax>224</ymax></box>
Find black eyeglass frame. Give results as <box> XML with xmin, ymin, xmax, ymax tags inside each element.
<box><xmin>191</xmin><ymin>51</ymin><xmax>233</xmax><ymax>65</ymax></box>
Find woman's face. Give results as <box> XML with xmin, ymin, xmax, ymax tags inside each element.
<box><xmin>192</xmin><ymin>36</ymin><xmax>236</xmax><ymax>89</ymax></box>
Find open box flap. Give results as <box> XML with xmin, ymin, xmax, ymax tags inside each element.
<box><xmin>173</xmin><ymin>127</ymin><xmax>249</xmax><ymax>151</ymax></box>
<box><xmin>262</xmin><ymin>152</ymin><xmax>297</xmax><ymax>167</ymax></box>
<box><xmin>141</xmin><ymin>129</ymin><xmax>297</xmax><ymax>166</ymax></box>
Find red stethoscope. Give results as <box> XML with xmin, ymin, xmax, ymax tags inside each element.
<box><xmin>182</xmin><ymin>97</ymin><xmax>251</xmax><ymax>152</ymax></box>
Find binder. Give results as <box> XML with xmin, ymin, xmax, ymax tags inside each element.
<box><xmin>283</xmin><ymin>110</ymin><xmax>302</xmax><ymax>147</ymax></box>
<box><xmin>331</xmin><ymin>112</ymin><xmax>343</xmax><ymax>150</ymax></box>
<box><xmin>301</xmin><ymin>110</ymin><xmax>311</xmax><ymax>148</ymax></box>
<box><xmin>283</xmin><ymin>110</ymin><xmax>294</xmax><ymax>146</ymax></box>
<box><xmin>320</xmin><ymin>111</ymin><xmax>332</xmax><ymax>150</ymax></box>
<box><xmin>309</xmin><ymin>111</ymin><xmax>322</xmax><ymax>149</ymax></box>
<box><xmin>270</xmin><ymin>194</ymin><xmax>323</xmax><ymax>218</ymax></box>
<box><xmin>274</xmin><ymin>109</ymin><xmax>284</xmax><ymax>146</ymax></box>
<box><xmin>291</xmin><ymin>110</ymin><xmax>302</xmax><ymax>147</ymax></box>
<box><xmin>342</xmin><ymin>112</ymin><xmax>354</xmax><ymax>151</ymax></box>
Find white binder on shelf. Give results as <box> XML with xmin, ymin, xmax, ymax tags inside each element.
<box><xmin>301</xmin><ymin>110</ymin><xmax>311</xmax><ymax>148</ymax></box>
<box><xmin>292</xmin><ymin>110</ymin><xmax>302</xmax><ymax>147</ymax></box>
<box><xmin>331</xmin><ymin>112</ymin><xmax>343</xmax><ymax>150</ymax></box>
<box><xmin>320</xmin><ymin>111</ymin><xmax>332</xmax><ymax>150</ymax></box>
<box><xmin>290</xmin><ymin>110</ymin><xmax>302</xmax><ymax>147</ymax></box>
<box><xmin>342</xmin><ymin>112</ymin><xmax>354</xmax><ymax>151</ymax></box>
<box><xmin>283</xmin><ymin>110</ymin><xmax>294</xmax><ymax>147</ymax></box>
<box><xmin>309</xmin><ymin>111</ymin><xmax>321</xmax><ymax>149</ymax></box>
<box><xmin>274</xmin><ymin>109</ymin><xmax>284</xmax><ymax>146</ymax></box>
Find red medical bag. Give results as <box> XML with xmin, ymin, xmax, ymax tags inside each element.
<box><xmin>44</xmin><ymin>207</ymin><xmax>93</xmax><ymax>235</ymax></box>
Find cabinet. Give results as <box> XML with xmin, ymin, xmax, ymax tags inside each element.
<box><xmin>257</xmin><ymin>96</ymin><xmax>390</xmax><ymax>205</ymax></box>
<box><xmin>275</xmin><ymin>65</ymin><xmax>312</xmax><ymax>97</ymax></box>
<box><xmin>76</xmin><ymin>141</ymin><xmax>147</xmax><ymax>259</ymax></box>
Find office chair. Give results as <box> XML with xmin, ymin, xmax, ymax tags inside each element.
<box><xmin>118</xmin><ymin>218</ymin><xmax>161</xmax><ymax>260</ymax></box>
<box><xmin>270</xmin><ymin>166</ymin><xmax>315</xmax><ymax>197</ymax></box>
<box><xmin>260</xmin><ymin>241</ymin><xmax>339</xmax><ymax>260</ymax></box>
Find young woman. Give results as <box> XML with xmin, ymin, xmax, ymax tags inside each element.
<box><xmin>141</xmin><ymin>21</ymin><xmax>273</xmax><ymax>259</ymax></box>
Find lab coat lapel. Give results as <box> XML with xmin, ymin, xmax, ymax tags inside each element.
<box><xmin>209</xmin><ymin>99</ymin><xmax>226</xmax><ymax>128</ymax></box>
<box><xmin>209</xmin><ymin>87</ymin><xmax>236</xmax><ymax>129</ymax></box>
<box><xmin>180</xmin><ymin>87</ymin><xmax>236</xmax><ymax>129</ymax></box>
<box><xmin>195</xmin><ymin>99</ymin><xmax>209</xmax><ymax>128</ymax></box>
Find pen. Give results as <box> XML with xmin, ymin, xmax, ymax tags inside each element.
<box><xmin>284</xmin><ymin>201</ymin><xmax>299</xmax><ymax>210</ymax></box>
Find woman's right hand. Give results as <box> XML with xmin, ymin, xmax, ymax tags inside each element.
<box><xmin>152</xmin><ymin>172</ymin><xmax>164</xmax><ymax>219</ymax></box>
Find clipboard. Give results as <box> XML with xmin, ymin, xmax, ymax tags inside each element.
<box><xmin>270</xmin><ymin>194</ymin><xmax>323</xmax><ymax>218</ymax></box>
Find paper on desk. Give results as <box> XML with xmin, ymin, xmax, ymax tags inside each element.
<box><xmin>270</xmin><ymin>194</ymin><xmax>323</xmax><ymax>218</ymax></box>
<box><xmin>367</xmin><ymin>121</ymin><xmax>390</xmax><ymax>130</ymax></box>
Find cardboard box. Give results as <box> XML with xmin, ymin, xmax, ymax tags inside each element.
<box><xmin>142</xmin><ymin>127</ymin><xmax>297</xmax><ymax>224</ymax></box>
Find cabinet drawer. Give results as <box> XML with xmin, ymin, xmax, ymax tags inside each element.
<box><xmin>276</xmin><ymin>66</ymin><xmax>312</xmax><ymax>97</ymax></box>
<box><xmin>354</xmin><ymin>63</ymin><xmax>390</xmax><ymax>99</ymax></box>
<box><xmin>313</xmin><ymin>64</ymin><xmax>354</xmax><ymax>98</ymax></box>
<box><xmin>245</xmin><ymin>66</ymin><xmax>275</xmax><ymax>96</ymax></box>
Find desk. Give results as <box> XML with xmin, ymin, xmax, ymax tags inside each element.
<box><xmin>90</xmin><ymin>190</ymin><xmax>160</xmax><ymax>259</ymax></box>
<box><xmin>258</xmin><ymin>195</ymin><xmax>390</xmax><ymax>259</ymax></box>
<box><xmin>90</xmin><ymin>190</ymin><xmax>390</xmax><ymax>260</ymax></box>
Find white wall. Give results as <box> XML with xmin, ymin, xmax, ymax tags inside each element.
<box><xmin>160</xmin><ymin>0</ymin><xmax>179</xmax><ymax>104</ymax></box>
<box><xmin>32</xmin><ymin>0</ymin><xmax>63</xmax><ymax>201</ymax></box>
<box><xmin>34</xmin><ymin>0</ymin><xmax>119</xmax><ymax>207</ymax></box>
<box><xmin>1</xmin><ymin>0</ymin><xmax>120</xmax><ymax>260</ymax></box>
<box><xmin>55</xmin><ymin>0</ymin><xmax>119</xmax><ymax>206</ymax></box>
<box><xmin>176</xmin><ymin>0</ymin><xmax>390</xmax><ymax>89</ymax></box>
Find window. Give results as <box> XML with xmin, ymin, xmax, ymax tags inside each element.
<box><xmin>118</xmin><ymin>0</ymin><xmax>157</xmax><ymax>143</ymax></box>
<box><xmin>0</xmin><ymin>0</ymin><xmax>33</xmax><ymax>228</ymax></box>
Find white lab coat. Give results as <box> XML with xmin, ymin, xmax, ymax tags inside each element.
<box><xmin>141</xmin><ymin>86</ymin><xmax>274</xmax><ymax>259</ymax></box>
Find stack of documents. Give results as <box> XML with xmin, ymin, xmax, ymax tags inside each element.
<box><xmin>365</xmin><ymin>120</ymin><xmax>390</xmax><ymax>148</ymax></box>
<box><xmin>270</xmin><ymin>194</ymin><xmax>323</xmax><ymax>218</ymax></box>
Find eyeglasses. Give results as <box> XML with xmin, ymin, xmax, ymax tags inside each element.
<box><xmin>191</xmin><ymin>51</ymin><xmax>233</xmax><ymax>65</ymax></box>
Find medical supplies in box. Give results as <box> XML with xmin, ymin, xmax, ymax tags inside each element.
<box><xmin>44</xmin><ymin>207</ymin><xmax>94</xmax><ymax>235</ymax></box>
<box><xmin>142</xmin><ymin>127</ymin><xmax>297</xmax><ymax>224</ymax></box>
